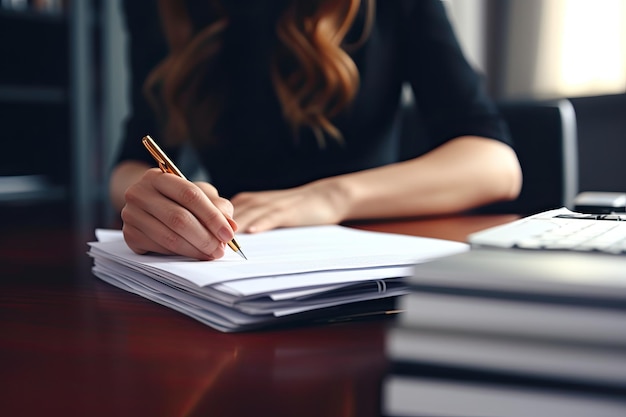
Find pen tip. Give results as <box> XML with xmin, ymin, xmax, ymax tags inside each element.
<box><xmin>227</xmin><ymin>239</ymin><xmax>247</xmax><ymax>260</ymax></box>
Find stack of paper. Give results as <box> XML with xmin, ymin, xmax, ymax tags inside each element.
<box><xmin>382</xmin><ymin>247</ymin><xmax>626</xmax><ymax>417</ymax></box>
<box><xmin>88</xmin><ymin>225</ymin><xmax>468</xmax><ymax>332</ymax></box>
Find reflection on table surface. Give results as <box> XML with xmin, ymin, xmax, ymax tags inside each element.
<box><xmin>0</xmin><ymin>213</ymin><xmax>517</xmax><ymax>417</ymax></box>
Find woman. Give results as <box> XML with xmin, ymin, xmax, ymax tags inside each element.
<box><xmin>111</xmin><ymin>0</ymin><xmax>522</xmax><ymax>260</ymax></box>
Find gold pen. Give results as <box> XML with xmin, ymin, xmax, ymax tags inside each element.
<box><xmin>142</xmin><ymin>135</ymin><xmax>247</xmax><ymax>260</ymax></box>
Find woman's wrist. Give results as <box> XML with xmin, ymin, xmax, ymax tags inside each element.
<box><xmin>312</xmin><ymin>175</ymin><xmax>360</xmax><ymax>223</ymax></box>
<box><xmin>110</xmin><ymin>161</ymin><xmax>152</xmax><ymax>212</ymax></box>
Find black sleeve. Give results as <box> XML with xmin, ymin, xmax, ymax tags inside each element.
<box><xmin>400</xmin><ymin>0</ymin><xmax>511</xmax><ymax>148</ymax></box>
<box><xmin>115</xmin><ymin>0</ymin><xmax>180</xmax><ymax>167</ymax></box>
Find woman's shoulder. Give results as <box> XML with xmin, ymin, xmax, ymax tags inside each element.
<box><xmin>373</xmin><ymin>0</ymin><xmax>453</xmax><ymax>40</ymax></box>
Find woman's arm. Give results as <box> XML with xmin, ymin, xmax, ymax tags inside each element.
<box><xmin>109</xmin><ymin>160</ymin><xmax>152</xmax><ymax>213</ymax></box>
<box><xmin>329</xmin><ymin>136</ymin><xmax>522</xmax><ymax>219</ymax></box>
<box><xmin>231</xmin><ymin>135</ymin><xmax>522</xmax><ymax>232</ymax></box>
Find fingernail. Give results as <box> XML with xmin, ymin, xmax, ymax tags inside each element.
<box><xmin>218</xmin><ymin>226</ymin><xmax>233</xmax><ymax>242</ymax></box>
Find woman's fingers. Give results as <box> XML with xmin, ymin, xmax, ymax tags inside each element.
<box><xmin>195</xmin><ymin>182</ymin><xmax>238</xmax><ymax>231</ymax></box>
<box><xmin>121</xmin><ymin>169</ymin><xmax>231</xmax><ymax>259</ymax></box>
<box><xmin>122</xmin><ymin>222</ymin><xmax>225</xmax><ymax>261</ymax></box>
<box><xmin>121</xmin><ymin>192</ymin><xmax>226</xmax><ymax>260</ymax></box>
<box><xmin>231</xmin><ymin>184</ymin><xmax>344</xmax><ymax>233</ymax></box>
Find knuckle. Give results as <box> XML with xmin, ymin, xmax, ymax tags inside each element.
<box><xmin>120</xmin><ymin>206</ymin><xmax>131</xmax><ymax>223</ymax></box>
<box><xmin>201</xmin><ymin>207</ymin><xmax>222</xmax><ymax>224</ymax></box>
<box><xmin>215</xmin><ymin>197</ymin><xmax>234</xmax><ymax>215</ymax></box>
<box><xmin>179</xmin><ymin>186</ymin><xmax>203</xmax><ymax>205</ymax></box>
<box><xmin>124</xmin><ymin>186</ymin><xmax>141</xmax><ymax>205</ymax></box>
<box><xmin>122</xmin><ymin>226</ymin><xmax>147</xmax><ymax>254</ymax></box>
<box><xmin>166</xmin><ymin>208</ymin><xmax>193</xmax><ymax>230</ymax></box>
<box><xmin>161</xmin><ymin>229</ymin><xmax>184</xmax><ymax>253</ymax></box>
<box><xmin>121</xmin><ymin>223</ymin><xmax>134</xmax><ymax>241</ymax></box>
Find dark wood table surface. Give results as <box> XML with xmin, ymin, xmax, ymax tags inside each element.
<box><xmin>0</xmin><ymin>213</ymin><xmax>517</xmax><ymax>417</ymax></box>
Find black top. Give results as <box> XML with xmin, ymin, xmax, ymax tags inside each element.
<box><xmin>117</xmin><ymin>0</ymin><xmax>511</xmax><ymax>199</ymax></box>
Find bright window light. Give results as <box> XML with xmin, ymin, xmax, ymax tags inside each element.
<box><xmin>536</xmin><ymin>0</ymin><xmax>626</xmax><ymax>97</ymax></box>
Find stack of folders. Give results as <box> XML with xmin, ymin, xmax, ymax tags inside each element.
<box><xmin>382</xmin><ymin>248</ymin><xmax>626</xmax><ymax>417</ymax></box>
<box><xmin>87</xmin><ymin>225</ymin><xmax>468</xmax><ymax>332</ymax></box>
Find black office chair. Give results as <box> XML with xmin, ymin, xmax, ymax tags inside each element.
<box><xmin>487</xmin><ymin>98</ymin><xmax>578</xmax><ymax>215</ymax></box>
<box><xmin>569</xmin><ymin>93</ymin><xmax>626</xmax><ymax>193</ymax></box>
<box><xmin>397</xmin><ymin>89</ymin><xmax>579</xmax><ymax>216</ymax></box>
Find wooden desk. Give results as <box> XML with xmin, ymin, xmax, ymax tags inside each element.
<box><xmin>0</xmin><ymin>214</ymin><xmax>517</xmax><ymax>417</ymax></box>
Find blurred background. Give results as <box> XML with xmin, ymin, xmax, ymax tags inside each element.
<box><xmin>0</xmin><ymin>0</ymin><xmax>624</xmax><ymax>233</ymax></box>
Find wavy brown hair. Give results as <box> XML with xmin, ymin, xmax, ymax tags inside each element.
<box><xmin>145</xmin><ymin>0</ymin><xmax>375</xmax><ymax>147</ymax></box>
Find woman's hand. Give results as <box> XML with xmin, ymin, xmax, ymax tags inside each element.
<box><xmin>231</xmin><ymin>179</ymin><xmax>349</xmax><ymax>233</ymax></box>
<box><xmin>120</xmin><ymin>168</ymin><xmax>238</xmax><ymax>260</ymax></box>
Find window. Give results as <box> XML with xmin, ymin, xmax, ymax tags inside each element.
<box><xmin>535</xmin><ymin>0</ymin><xmax>626</xmax><ymax>97</ymax></box>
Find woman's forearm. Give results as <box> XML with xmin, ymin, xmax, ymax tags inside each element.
<box><xmin>109</xmin><ymin>160</ymin><xmax>152</xmax><ymax>212</ymax></box>
<box><xmin>325</xmin><ymin>136</ymin><xmax>522</xmax><ymax>221</ymax></box>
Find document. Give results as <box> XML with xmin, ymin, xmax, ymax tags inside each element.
<box><xmin>88</xmin><ymin>225</ymin><xmax>468</xmax><ymax>332</ymax></box>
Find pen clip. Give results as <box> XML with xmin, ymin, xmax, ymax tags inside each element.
<box><xmin>142</xmin><ymin>135</ymin><xmax>187</xmax><ymax>179</ymax></box>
